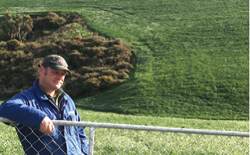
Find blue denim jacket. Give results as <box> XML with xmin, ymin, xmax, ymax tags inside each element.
<box><xmin>0</xmin><ymin>81</ymin><xmax>88</xmax><ymax>155</ymax></box>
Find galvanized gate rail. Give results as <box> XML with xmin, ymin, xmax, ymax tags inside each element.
<box><xmin>52</xmin><ymin>120</ymin><xmax>249</xmax><ymax>155</ymax></box>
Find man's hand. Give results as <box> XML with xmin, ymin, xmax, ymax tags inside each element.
<box><xmin>40</xmin><ymin>116</ymin><xmax>54</xmax><ymax>134</ymax></box>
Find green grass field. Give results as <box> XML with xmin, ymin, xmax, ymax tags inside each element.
<box><xmin>0</xmin><ymin>109</ymin><xmax>249</xmax><ymax>155</ymax></box>
<box><xmin>0</xmin><ymin>0</ymin><xmax>248</xmax><ymax>154</ymax></box>
<box><xmin>0</xmin><ymin>0</ymin><xmax>248</xmax><ymax>120</ymax></box>
<box><xmin>81</xmin><ymin>110</ymin><xmax>249</xmax><ymax>155</ymax></box>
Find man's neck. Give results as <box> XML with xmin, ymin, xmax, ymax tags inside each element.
<box><xmin>38</xmin><ymin>81</ymin><xmax>56</xmax><ymax>97</ymax></box>
<box><xmin>46</xmin><ymin>90</ymin><xmax>56</xmax><ymax>97</ymax></box>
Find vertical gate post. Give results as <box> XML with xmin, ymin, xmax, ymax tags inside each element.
<box><xmin>88</xmin><ymin>127</ymin><xmax>95</xmax><ymax>155</ymax></box>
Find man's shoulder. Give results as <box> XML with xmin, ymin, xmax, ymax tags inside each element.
<box><xmin>21</xmin><ymin>87</ymin><xmax>35</xmax><ymax>96</ymax></box>
<box><xmin>10</xmin><ymin>87</ymin><xmax>35</xmax><ymax>101</ymax></box>
<box><xmin>63</xmin><ymin>92</ymin><xmax>74</xmax><ymax>102</ymax></box>
<box><xmin>60</xmin><ymin>89</ymin><xmax>73</xmax><ymax>100</ymax></box>
<box><xmin>61</xmin><ymin>92</ymin><xmax>76</xmax><ymax>107</ymax></box>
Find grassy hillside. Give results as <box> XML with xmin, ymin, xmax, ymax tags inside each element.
<box><xmin>0</xmin><ymin>0</ymin><xmax>248</xmax><ymax>120</ymax></box>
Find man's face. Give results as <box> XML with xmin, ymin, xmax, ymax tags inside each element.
<box><xmin>39</xmin><ymin>66</ymin><xmax>67</xmax><ymax>91</ymax></box>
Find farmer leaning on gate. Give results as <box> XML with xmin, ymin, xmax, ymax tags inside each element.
<box><xmin>0</xmin><ymin>54</ymin><xmax>89</xmax><ymax>155</ymax></box>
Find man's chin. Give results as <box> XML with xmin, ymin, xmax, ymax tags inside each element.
<box><xmin>52</xmin><ymin>83</ymin><xmax>62</xmax><ymax>89</ymax></box>
<box><xmin>55</xmin><ymin>84</ymin><xmax>62</xmax><ymax>89</ymax></box>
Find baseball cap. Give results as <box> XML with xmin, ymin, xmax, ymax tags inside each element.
<box><xmin>41</xmin><ymin>54</ymin><xmax>70</xmax><ymax>73</ymax></box>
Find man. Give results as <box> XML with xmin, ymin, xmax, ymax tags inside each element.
<box><xmin>0</xmin><ymin>54</ymin><xmax>88</xmax><ymax>155</ymax></box>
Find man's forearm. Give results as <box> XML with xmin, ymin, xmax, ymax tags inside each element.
<box><xmin>0</xmin><ymin>101</ymin><xmax>46</xmax><ymax>129</ymax></box>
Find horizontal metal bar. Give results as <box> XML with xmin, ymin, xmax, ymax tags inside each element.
<box><xmin>0</xmin><ymin>117</ymin><xmax>248</xmax><ymax>137</ymax></box>
<box><xmin>52</xmin><ymin>120</ymin><xmax>249</xmax><ymax>137</ymax></box>
<box><xmin>0</xmin><ymin>117</ymin><xmax>14</xmax><ymax>124</ymax></box>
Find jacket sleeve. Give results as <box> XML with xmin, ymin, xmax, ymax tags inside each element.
<box><xmin>0</xmin><ymin>94</ymin><xmax>47</xmax><ymax>129</ymax></box>
<box><xmin>76</xmin><ymin>110</ymin><xmax>89</xmax><ymax>155</ymax></box>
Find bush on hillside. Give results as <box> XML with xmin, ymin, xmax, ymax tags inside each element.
<box><xmin>0</xmin><ymin>12</ymin><xmax>135</xmax><ymax>98</ymax></box>
<box><xmin>0</xmin><ymin>13</ymin><xmax>33</xmax><ymax>41</ymax></box>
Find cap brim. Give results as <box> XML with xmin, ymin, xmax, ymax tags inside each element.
<box><xmin>51</xmin><ymin>65</ymin><xmax>71</xmax><ymax>74</ymax></box>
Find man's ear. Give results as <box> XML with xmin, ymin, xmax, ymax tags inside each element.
<box><xmin>38</xmin><ymin>65</ymin><xmax>42</xmax><ymax>72</ymax></box>
<box><xmin>38</xmin><ymin>65</ymin><xmax>46</xmax><ymax>76</ymax></box>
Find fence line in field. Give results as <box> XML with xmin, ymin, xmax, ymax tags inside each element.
<box><xmin>52</xmin><ymin>120</ymin><xmax>249</xmax><ymax>155</ymax></box>
<box><xmin>0</xmin><ymin>117</ymin><xmax>249</xmax><ymax>155</ymax></box>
